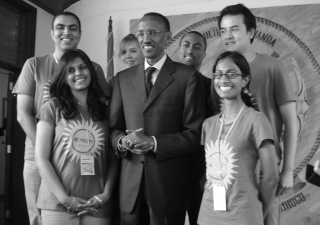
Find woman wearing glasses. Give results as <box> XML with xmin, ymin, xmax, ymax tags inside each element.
<box><xmin>198</xmin><ymin>51</ymin><xmax>279</xmax><ymax>225</ymax></box>
<box><xmin>35</xmin><ymin>49</ymin><xmax>118</xmax><ymax>225</ymax></box>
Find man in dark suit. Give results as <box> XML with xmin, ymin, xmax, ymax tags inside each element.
<box><xmin>178</xmin><ymin>31</ymin><xmax>213</xmax><ymax>225</ymax></box>
<box><xmin>109</xmin><ymin>12</ymin><xmax>205</xmax><ymax>225</ymax></box>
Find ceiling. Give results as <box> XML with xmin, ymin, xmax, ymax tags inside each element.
<box><xmin>27</xmin><ymin>0</ymin><xmax>80</xmax><ymax>15</ymax></box>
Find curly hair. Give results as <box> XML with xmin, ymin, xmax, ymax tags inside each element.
<box><xmin>211</xmin><ymin>51</ymin><xmax>254</xmax><ymax>110</ymax></box>
<box><xmin>50</xmin><ymin>49</ymin><xmax>107</xmax><ymax>121</ymax></box>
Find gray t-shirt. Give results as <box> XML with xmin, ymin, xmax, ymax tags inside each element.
<box><xmin>250</xmin><ymin>54</ymin><xmax>296</xmax><ymax>159</ymax></box>
<box><xmin>198</xmin><ymin>106</ymin><xmax>274</xmax><ymax>225</ymax></box>
<box><xmin>35</xmin><ymin>98</ymin><xmax>114</xmax><ymax>218</ymax></box>
<box><xmin>12</xmin><ymin>53</ymin><xmax>110</xmax><ymax>160</ymax></box>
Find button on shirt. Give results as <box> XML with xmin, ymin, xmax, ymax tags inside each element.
<box><xmin>144</xmin><ymin>54</ymin><xmax>167</xmax><ymax>85</ymax></box>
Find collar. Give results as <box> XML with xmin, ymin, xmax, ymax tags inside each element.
<box><xmin>144</xmin><ymin>54</ymin><xmax>167</xmax><ymax>71</ymax></box>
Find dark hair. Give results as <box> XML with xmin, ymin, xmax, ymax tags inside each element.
<box><xmin>50</xmin><ymin>49</ymin><xmax>107</xmax><ymax>121</ymax></box>
<box><xmin>211</xmin><ymin>51</ymin><xmax>254</xmax><ymax>109</ymax></box>
<box><xmin>118</xmin><ymin>34</ymin><xmax>139</xmax><ymax>58</ymax></box>
<box><xmin>179</xmin><ymin>31</ymin><xmax>207</xmax><ymax>52</ymax></box>
<box><xmin>218</xmin><ymin>4</ymin><xmax>256</xmax><ymax>43</ymax></box>
<box><xmin>143</xmin><ymin>12</ymin><xmax>170</xmax><ymax>31</ymax></box>
<box><xmin>52</xmin><ymin>11</ymin><xmax>82</xmax><ymax>32</ymax></box>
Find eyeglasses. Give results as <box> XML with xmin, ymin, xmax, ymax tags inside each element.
<box><xmin>135</xmin><ymin>30</ymin><xmax>167</xmax><ymax>38</ymax></box>
<box><xmin>212</xmin><ymin>72</ymin><xmax>246</xmax><ymax>79</ymax></box>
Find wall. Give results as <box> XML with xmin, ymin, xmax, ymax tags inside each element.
<box><xmin>23</xmin><ymin>0</ymin><xmax>54</xmax><ymax>56</ymax></box>
<box><xmin>67</xmin><ymin>0</ymin><xmax>320</xmax><ymax>74</ymax></box>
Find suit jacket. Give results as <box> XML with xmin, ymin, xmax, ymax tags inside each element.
<box><xmin>109</xmin><ymin>56</ymin><xmax>205</xmax><ymax>217</ymax></box>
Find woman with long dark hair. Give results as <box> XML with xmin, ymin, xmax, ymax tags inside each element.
<box><xmin>198</xmin><ymin>51</ymin><xmax>279</xmax><ymax>225</ymax></box>
<box><xmin>35</xmin><ymin>49</ymin><xmax>118</xmax><ymax>225</ymax></box>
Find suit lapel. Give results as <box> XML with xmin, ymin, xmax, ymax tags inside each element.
<box><xmin>144</xmin><ymin>57</ymin><xmax>175</xmax><ymax>110</ymax></box>
<box><xmin>133</xmin><ymin>63</ymin><xmax>148</xmax><ymax>104</ymax></box>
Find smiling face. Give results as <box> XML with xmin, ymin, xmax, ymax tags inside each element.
<box><xmin>137</xmin><ymin>16</ymin><xmax>171</xmax><ymax>65</ymax></box>
<box><xmin>178</xmin><ymin>33</ymin><xmax>206</xmax><ymax>69</ymax></box>
<box><xmin>66</xmin><ymin>57</ymin><xmax>91</xmax><ymax>94</ymax></box>
<box><xmin>119</xmin><ymin>41</ymin><xmax>144</xmax><ymax>68</ymax></box>
<box><xmin>220</xmin><ymin>14</ymin><xmax>254</xmax><ymax>55</ymax></box>
<box><xmin>214</xmin><ymin>57</ymin><xmax>249</xmax><ymax>102</ymax></box>
<box><xmin>51</xmin><ymin>15</ymin><xmax>81</xmax><ymax>53</ymax></box>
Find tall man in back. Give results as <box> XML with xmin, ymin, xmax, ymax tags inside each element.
<box><xmin>109</xmin><ymin>12</ymin><xmax>205</xmax><ymax>225</ymax></box>
<box><xmin>12</xmin><ymin>12</ymin><xmax>110</xmax><ymax>225</ymax></box>
<box><xmin>178</xmin><ymin>31</ymin><xmax>212</xmax><ymax>225</ymax></box>
<box><xmin>218</xmin><ymin>4</ymin><xmax>298</xmax><ymax>225</ymax></box>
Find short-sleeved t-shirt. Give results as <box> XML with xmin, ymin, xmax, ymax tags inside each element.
<box><xmin>12</xmin><ymin>53</ymin><xmax>110</xmax><ymax>160</ymax></box>
<box><xmin>35</xmin><ymin>98</ymin><xmax>113</xmax><ymax>218</ymax></box>
<box><xmin>250</xmin><ymin>54</ymin><xmax>296</xmax><ymax>159</ymax></box>
<box><xmin>198</xmin><ymin>106</ymin><xmax>274</xmax><ymax>225</ymax></box>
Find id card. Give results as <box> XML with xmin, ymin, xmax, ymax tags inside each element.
<box><xmin>81</xmin><ymin>155</ymin><xmax>95</xmax><ymax>175</ymax></box>
<box><xmin>213</xmin><ymin>186</ymin><xmax>226</xmax><ymax>211</ymax></box>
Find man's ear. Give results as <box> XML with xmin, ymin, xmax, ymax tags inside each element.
<box><xmin>248</xmin><ymin>28</ymin><xmax>255</xmax><ymax>40</ymax></box>
<box><xmin>166</xmin><ymin>31</ymin><xmax>172</xmax><ymax>41</ymax></box>
<box><xmin>175</xmin><ymin>47</ymin><xmax>180</xmax><ymax>56</ymax></box>
<box><xmin>50</xmin><ymin>30</ymin><xmax>54</xmax><ymax>40</ymax></box>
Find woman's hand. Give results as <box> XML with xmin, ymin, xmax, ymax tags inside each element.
<box><xmin>62</xmin><ymin>196</ymin><xmax>98</xmax><ymax>215</ymax></box>
<box><xmin>77</xmin><ymin>195</ymin><xmax>102</xmax><ymax>216</ymax></box>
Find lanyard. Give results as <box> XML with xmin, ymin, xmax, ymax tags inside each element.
<box><xmin>216</xmin><ymin>104</ymin><xmax>245</xmax><ymax>181</ymax></box>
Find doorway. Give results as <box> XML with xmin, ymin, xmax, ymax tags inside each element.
<box><xmin>0</xmin><ymin>0</ymin><xmax>37</xmax><ymax>224</ymax></box>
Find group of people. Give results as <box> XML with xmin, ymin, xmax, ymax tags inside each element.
<box><xmin>13</xmin><ymin>3</ymin><xmax>299</xmax><ymax>225</ymax></box>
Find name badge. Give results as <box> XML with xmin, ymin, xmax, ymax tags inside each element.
<box><xmin>81</xmin><ymin>155</ymin><xmax>95</xmax><ymax>175</ymax></box>
<box><xmin>213</xmin><ymin>186</ymin><xmax>226</xmax><ymax>211</ymax></box>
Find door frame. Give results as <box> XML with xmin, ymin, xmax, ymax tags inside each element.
<box><xmin>0</xmin><ymin>1</ymin><xmax>37</xmax><ymax>224</ymax></box>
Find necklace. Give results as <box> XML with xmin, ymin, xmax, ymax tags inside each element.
<box><xmin>216</xmin><ymin>104</ymin><xmax>245</xmax><ymax>182</ymax></box>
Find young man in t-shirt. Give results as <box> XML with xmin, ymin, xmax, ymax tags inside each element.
<box><xmin>12</xmin><ymin>11</ymin><xmax>110</xmax><ymax>225</ymax></box>
<box><xmin>218</xmin><ymin>4</ymin><xmax>298</xmax><ymax>225</ymax></box>
<box><xmin>178</xmin><ymin>31</ymin><xmax>213</xmax><ymax>225</ymax></box>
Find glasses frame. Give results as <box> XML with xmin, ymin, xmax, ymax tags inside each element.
<box><xmin>135</xmin><ymin>30</ymin><xmax>168</xmax><ymax>38</ymax></box>
<box><xmin>212</xmin><ymin>72</ymin><xmax>247</xmax><ymax>80</ymax></box>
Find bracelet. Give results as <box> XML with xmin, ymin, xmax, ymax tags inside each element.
<box><xmin>94</xmin><ymin>195</ymin><xmax>103</xmax><ymax>208</ymax></box>
<box><xmin>67</xmin><ymin>197</ymin><xmax>75</xmax><ymax>212</ymax></box>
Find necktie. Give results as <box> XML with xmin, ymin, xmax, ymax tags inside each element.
<box><xmin>145</xmin><ymin>67</ymin><xmax>156</xmax><ymax>97</ymax></box>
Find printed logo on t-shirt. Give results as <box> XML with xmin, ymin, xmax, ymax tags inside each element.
<box><xmin>61</xmin><ymin>119</ymin><xmax>104</xmax><ymax>162</ymax></box>
<box><xmin>206</xmin><ymin>140</ymin><xmax>238</xmax><ymax>189</ymax></box>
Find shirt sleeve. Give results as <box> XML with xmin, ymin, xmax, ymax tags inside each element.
<box><xmin>36</xmin><ymin>99</ymin><xmax>57</xmax><ymax>125</ymax></box>
<box><xmin>12</xmin><ymin>58</ymin><xmax>36</xmax><ymax>97</ymax></box>
<box><xmin>251</xmin><ymin>112</ymin><xmax>275</xmax><ymax>150</ymax></box>
<box><xmin>273</xmin><ymin>59</ymin><xmax>296</xmax><ymax>106</ymax></box>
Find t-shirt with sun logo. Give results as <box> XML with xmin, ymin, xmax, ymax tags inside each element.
<box><xmin>12</xmin><ymin>53</ymin><xmax>110</xmax><ymax>161</ymax></box>
<box><xmin>35</xmin><ymin>98</ymin><xmax>115</xmax><ymax>218</ymax></box>
<box><xmin>197</xmin><ymin>106</ymin><xmax>274</xmax><ymax>225</ymax></box>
